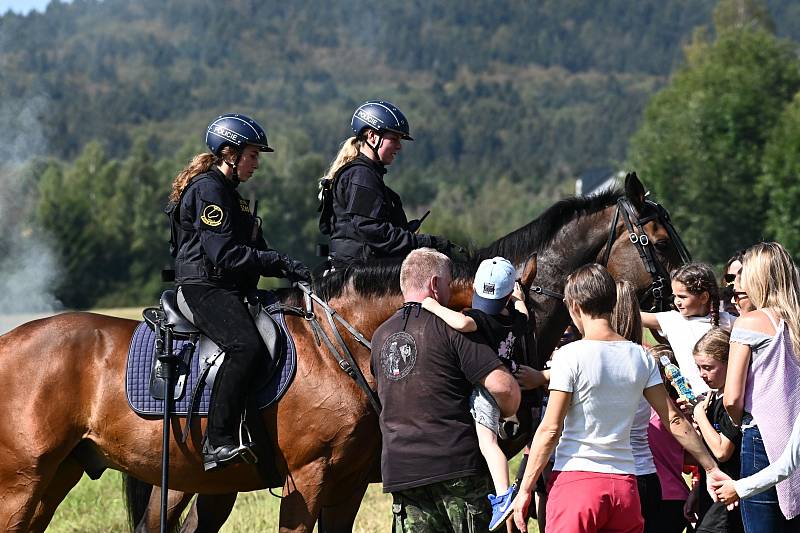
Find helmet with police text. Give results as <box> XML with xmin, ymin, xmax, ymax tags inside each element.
<box><xmin>351</xmin><ymin>100</ymin><xmax>413</xmax><ymax>140</ymax></box>
<box><xmin>205</xmin><ymin>113</ymin><xmax>274</xmax><ymax>155</ymax></box>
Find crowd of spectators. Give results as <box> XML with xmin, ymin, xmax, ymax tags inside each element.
<box><xmin>370</xmin><ymin>242</ymin><xmax>800</xmax><ymax>533</ymax></box>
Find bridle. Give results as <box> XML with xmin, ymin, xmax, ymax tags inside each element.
<box><xmin>528</xmin><ymin>196</ymin><xmax>691</xmax><ymax>313</ymax></box>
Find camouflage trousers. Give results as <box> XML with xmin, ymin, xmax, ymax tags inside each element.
<box><xmin>391</xmin><ymin>474</ymin><xmax>492</xmax><ymax>533</ymax></box>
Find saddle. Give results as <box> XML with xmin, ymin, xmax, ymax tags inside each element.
<box><xmin>145</xmin><ymin>288</ymin><xmax>283</xmax><ymax>404</ymax></box>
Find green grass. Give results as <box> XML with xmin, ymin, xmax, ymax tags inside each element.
<box><xmin>47</xmin><ymin>474</ymin><xmax>426</xmax><ymax>532</ymax></box>
<box><xmin>49</xmin><ymin>457</ymin><xmax>540</xmax><ymax>531</ymax></box>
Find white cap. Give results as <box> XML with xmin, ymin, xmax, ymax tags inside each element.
<box><xmin>472</xmin><ymin>257</ymin><xmax>516</xmax><ymax>315</ymax></box>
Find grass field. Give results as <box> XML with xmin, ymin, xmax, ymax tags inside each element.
<box><xmin>35</xmin><ymin>308</ymin><xmax>538</xmax><ymax>532</ymax></box>
<box><xmin>47</xmin><ymin>471</ymin><xmax>394</xmax><ymax>532</ymax></box>
<box><xmin>50</xmin><ymin>461</ymin><xmax>537</xmax><ymax>532</ymax></box>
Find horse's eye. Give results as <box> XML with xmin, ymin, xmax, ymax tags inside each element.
<box><xmin>654</xmin><ymin>240</ymin><xmax>670</xmax><ymax>251</ymax></box>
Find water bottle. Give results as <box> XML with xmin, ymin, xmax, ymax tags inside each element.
<box><xmin>659</xmin><ymin>355</ymin><xmax>698</xmax><ymax>404</ymax></box>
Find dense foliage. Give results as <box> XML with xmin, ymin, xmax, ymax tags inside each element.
<box><xmin>2</xmin><ymin>0</ymin><xmax>800</xmax><ymax>308</ymax></box>
<box><xmin>628</xmin><ymin>1</ymin><xmax>800</xmax><ymax>263</ymax></box>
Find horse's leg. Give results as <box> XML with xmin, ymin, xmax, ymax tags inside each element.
<box><xmin>179</xmin><ymin>492</ymin><xmax>238</xmax><ymax>533</ymax></box>
<box><xmin>317</xmin><ymin>481</ymin><xmax>369</xmax><ymax>533</ymax></box>
<box><xmin>279</xmin><ymin>460</ymin><xmax>327</xmax><ymax>533</ymax></box>
<box><xmin>27</xmin><ymin>457</ymin><xmax>84</xmax><ymax>533</ymax></box>
<box><xmin>0</xmin><ymin>439</ymin><xmax>84</xmax><ymax>532</ymax></box>
<box><xmin>135</xmin><ymin>487</ymin><xmax>194</xmax><ymax>533</ymax></box>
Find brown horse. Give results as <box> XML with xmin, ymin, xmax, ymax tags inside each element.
<box><xmin>0</xmin><ymin>174</ymin><xmax>685</xmax><ymax>532</ymax></box>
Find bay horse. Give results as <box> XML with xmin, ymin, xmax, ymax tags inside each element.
<box><xmin>0</xmin><ymin>174</ymin><xmax>685</xmax><ymax>532</ymax></box>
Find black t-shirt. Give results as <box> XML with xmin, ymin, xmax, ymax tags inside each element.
<box><xmin>370</xmin><ymin>304</ymin><xmax>502</xmax><ymax>493</ymax></box>
<box><xmin>463</xmin><ymin>308</ymin><xmax>528</xmax><ymax>371</ymax></box>
<box><xmin>696</xmin><ymin>392</ymin><xmax>744</xmax><ymax>533</ymax></box>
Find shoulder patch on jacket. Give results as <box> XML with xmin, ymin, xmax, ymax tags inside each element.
<box><xmin>200</xmin><ymin>204</ymin><xmax>224</xmax><ymax>227</ymax></box>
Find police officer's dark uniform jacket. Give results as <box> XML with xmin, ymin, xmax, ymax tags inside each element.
<box><xmin>324</xmin><ymin>154</ymin><xmax>436</xmax><ymax>268</ymax></box>
<box><xmin>170</xmin><ymin>167</ymin><xmax>296</xmax><ymax>290</ymax></box>
<box><xmin>167</xmin><ymin>167</ymin><xmax>307</xmax><ymax>470</ymax></box>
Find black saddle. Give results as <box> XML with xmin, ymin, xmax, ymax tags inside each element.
<box><xmin>144</xmin><ymin>288</ymin><xmax>284</xmax><ymax>403</ymax></box>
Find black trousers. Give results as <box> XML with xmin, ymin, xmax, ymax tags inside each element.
<box><xmin>180</xmin><ymin>284</ymin><xmax>266</xmax><ymax>447</ymax></box>
<box><xmin>637</xmin><ymin>472</ymin><xmax>663</xmax><ymax>533</ymax></box>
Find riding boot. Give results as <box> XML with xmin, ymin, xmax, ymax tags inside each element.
<box><xmin>178</xmin><ymin>285</ymin><xmax>265</xmax><ymax>470</ymax></box>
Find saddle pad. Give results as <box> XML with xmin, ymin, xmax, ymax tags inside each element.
<box><xmin>125</xmin><ymin>306</ymin><xmax>297</xmax><ymax>417</ymax></box>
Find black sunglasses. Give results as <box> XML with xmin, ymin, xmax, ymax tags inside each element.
<box><xmin>723</xmin><ymin>273</ymin><xmax>736</xmax><ymax>284</ymax></box>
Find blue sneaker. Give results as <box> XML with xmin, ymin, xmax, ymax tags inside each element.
<box><xmin>488</xmin><ymin>482</ymin><xmax>519</xmax><ymax>532</ymax></box>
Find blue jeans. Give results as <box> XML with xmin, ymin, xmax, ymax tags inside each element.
<box><xmin>740</xmin><ymin>420</ymin><xmax>800</xmax><ymax>532</ymax></box>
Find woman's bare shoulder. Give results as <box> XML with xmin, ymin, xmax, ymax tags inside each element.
<box><xmin>733</xmin><ymin>309</ymin><xmax>775</xmax><ymax>335</ymax></box>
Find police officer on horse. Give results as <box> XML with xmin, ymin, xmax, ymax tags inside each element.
<box><xmin>319</xmin><ymin>100</ymin><xmax>453</xmax><ymax>269</ymax></box>
<box><xmin>166</xmin><ymin>114</ymin><xmax>311</xmax><ymax>470</ymax></box>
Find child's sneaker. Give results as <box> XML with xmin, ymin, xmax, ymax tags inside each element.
<box><xmin>488</xmin><ymin>482</ymin><xmax>518</xmax><ymax>532</ymax></box>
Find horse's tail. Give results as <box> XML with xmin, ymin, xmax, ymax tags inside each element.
<box><xmin>122</xmin><ymin>473</ymin><xmax>152</xmax><ymax>532</ymax></box>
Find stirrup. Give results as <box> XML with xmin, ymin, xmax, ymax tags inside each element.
<box><xmin>237</xmin><ymin>410</ymin><xmax>258</xmax><ymax>464</ymax></box>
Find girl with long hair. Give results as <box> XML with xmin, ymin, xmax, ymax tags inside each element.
<box><xmin>641</xmin><ymin>263</ymin><xmax>736</xmax><ymax>398</ymax></box>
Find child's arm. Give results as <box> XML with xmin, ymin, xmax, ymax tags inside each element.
<box><xmin>511</xmin><ymin>281</ymin><xmax>529</xmax><ymax>318</ymax></box>
<box><xmin>692</xmin><ymin>396</ymin><xmax>735</xmax><ymax>462</ymax></box>
<box><xmin>421</xmin><ymin>297</ymin><xmax>477</xmax><ymax>332</ymax></box>
<box><xmin>640</xmin><ymin>310</ymin><xmax>661</xmax><ymax>330</ymax></box>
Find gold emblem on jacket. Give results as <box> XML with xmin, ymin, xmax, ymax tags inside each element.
<box><xmin>201</xmin><ymin>204</ymin><xmax>224</xmax><ymax>227</ymax></box>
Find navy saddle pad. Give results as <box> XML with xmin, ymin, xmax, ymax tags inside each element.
<box><xmin>125</xmin><ymin>303</ymin><xmax>297</xmax><ymax>417</ymax></box>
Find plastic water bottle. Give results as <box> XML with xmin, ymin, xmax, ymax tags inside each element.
<box><xmin>659</xmin><ymin>355</ymin><xmax>698</xmax><ymax>404</ymax></box>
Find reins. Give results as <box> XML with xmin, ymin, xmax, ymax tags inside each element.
<box><xmin>281</xmin><ymin>283</ymin><xmax>382</xmax><ymax>414</ymax></box>
<box><xmin>528</xmin><ymin>196</ymin><xmax>691</xmax><ymax>313</ymax></box>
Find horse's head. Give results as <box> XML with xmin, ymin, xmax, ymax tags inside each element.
<box><xmin>602</xmin><ymin>172</ymin><xmax>691</xmax><ymax>312</ymax></box>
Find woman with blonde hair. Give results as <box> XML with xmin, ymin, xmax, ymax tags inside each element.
<box><xmin>724</xmin><ymin>242</ymin><xmax>800</xmax><ymax>531</ymax></box>
<box><xmin>317</xmin><ymin>100</ymin><xmax>451</xmax><ymax>269</ymax></box>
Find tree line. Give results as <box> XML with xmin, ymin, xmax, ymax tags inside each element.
<box><xmin>3</xmin><ymin>0</ymin><xmax>800</xmax><ymax>308</ymax></box>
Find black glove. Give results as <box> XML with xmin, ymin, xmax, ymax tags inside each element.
<box><xmin>417</xmin><ymin>234</ymin><xmax>455</xmax><ymax>255</ymax></box>
<box><xmin>408</xmin><ymin>219</ymin><xmax>422</xmax><ymax>233</ymax></box>
<box><xmin>282</xmin><ymin>257</ymin><xmax>312</xmax><ymax>284</ymax></box>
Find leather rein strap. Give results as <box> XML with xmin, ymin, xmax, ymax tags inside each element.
<box><xmin>530</xmin><ymin>197</ymin><xmax>690</xmax><ymax>312</ymax></box>
<box><xmin>287</xmin><ymin>283</ymin><xmax>382</xmax><ymax>414</ymax></box>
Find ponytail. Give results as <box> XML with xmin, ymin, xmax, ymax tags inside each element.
<box><xmin>710</xmin><ymin>296</ymin><xmax>720</xmax><ymax>326</ymax></box>
<box><xmin>169</xmin><ymin>146</ymin><xmax>241</xmax><ymax>202</ymax></box>
<box><xmin>318</xmin><ymin>136</ymin><xmax>363</xmax><ymax>198</ymax></box>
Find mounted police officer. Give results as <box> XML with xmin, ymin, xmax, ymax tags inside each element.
<box><xmin>318</xmin><ymin>100</ymin><xmax>453</xmax><ymax>269</ymax></box>
<box><xmin>166</xmin><ymin>113</ymin><xmax>311</xmax><ymax>470</ymax></box>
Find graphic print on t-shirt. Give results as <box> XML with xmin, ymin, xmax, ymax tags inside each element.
<box><xmin>380</xmin><ymin>331</ymin><xmax>417</xmax><ymax>380</ymax></box>
<box><xmin>498</xmin><ymin>331</ymin><xmax>516</xmax><ymax>361</ymax></box>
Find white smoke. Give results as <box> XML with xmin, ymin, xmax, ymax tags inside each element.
<box><xmin>0</xmin><ymin>95</ymin><xmax>63</xmax><ymax>334</ymax></box>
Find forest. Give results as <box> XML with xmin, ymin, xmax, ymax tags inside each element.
<box><xmin>2</xmin><ymin>0</ymin><xmax>800</xmax><ymax>309</ymax></box>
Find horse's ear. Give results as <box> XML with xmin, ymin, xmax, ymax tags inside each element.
<box><xmin>624</xmin><ymin>172</ymin><xmax>646</xmax><ymax>212</ymax></box>
<box><xmin>520</xmin><ymin>255</ymin><xmax>537</xmax><ymax>289</ymax></box>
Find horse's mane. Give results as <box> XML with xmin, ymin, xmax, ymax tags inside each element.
<box><xmin>298</xmin><ymin>189</ymin><xmax>622</xmax><ymax>301</ymax></box>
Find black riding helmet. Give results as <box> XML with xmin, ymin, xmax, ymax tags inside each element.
<box><xmin>205</xmin><ymin>113</ymin><xmax>273</xmax><ymax>180</ymax></box>
<box><xmin>351</xmin><ymin>101</ymin><xmax>412</xmax><ymax>165</ymax></box>
<box><xmin>206</xmin><ymin>113</ymin><xmax>274</xmax><ymax>154</ymax></box>
<box><xmin>351</xmin><ymin>100</ymin><xmax>413</xmax><ymax>140</ymax></box>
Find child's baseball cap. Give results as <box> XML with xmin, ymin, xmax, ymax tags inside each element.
<box><xmin>472</xmin><ymin>257</ymin><xmax>516</xmax><ymax>315</ymax></box>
